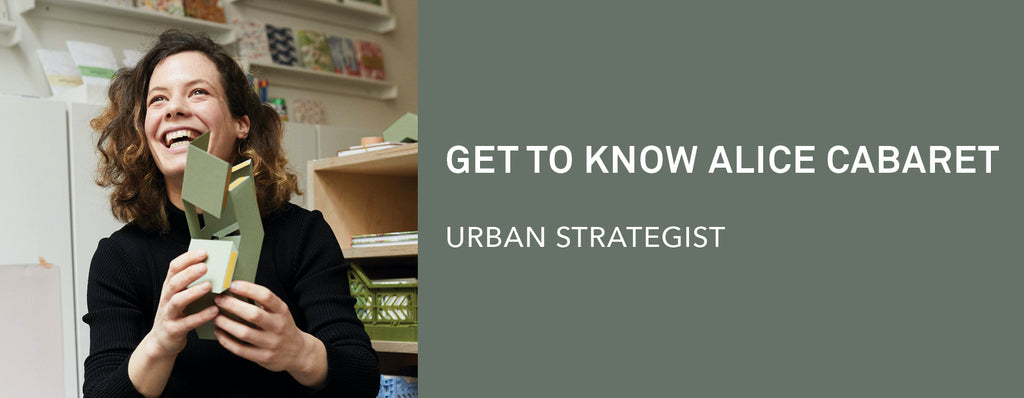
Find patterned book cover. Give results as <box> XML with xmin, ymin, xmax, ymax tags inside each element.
<box><xmin>297</xmin><ymin>30</ymin><xmax>335</xmax><ymax>72</ymax></box>
<box><xmin>292</xmin><ymin>99</ymin><xmax>326</xmax><ymax>124</ymax></box>
<box><xmin>184</xmin><ymin>0</ymin><xmax>224</xmax><ymax>23</ymax></box>
<box><xmin>327</xmin><ymin>35</ymin><xmax>361</xmax><ymax>76</ymax></box>
<box><xmin>235</xmin><ymin>20</ymin><xmax>271</xmax><ymax>63</ymax></box>
<box><xmin>136</xmin><ymin>0</ymin><xmax>184</xmax><ymax>17</ymax></box>
<box><xmin>355</xmin><ymin>40</ymin><xmax>385</xmax><ymax>80</ymax></box>
<box><xmin>265</xmin><ymin>24</ymin><xmax>301</xmax><ymax>67</ymax></box>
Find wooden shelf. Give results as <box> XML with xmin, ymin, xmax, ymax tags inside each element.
<box><xmin>372</xmin><ymin>340</ymin><xmax>417</xmax><ymax>354</ymax></box>
<box><xmin>311</xmin><ymin>143</ymin><xmax>417</xmax><ymax>175</ymax></box>
<box><xmin>309</xmin><ymin>139</ymin><xmax>417</xmax><ymax>371</ymax></box>
<box><xmin>27</xmin><ymin>0</ymin><xmax>236</xmax><ymax>44</ymax></box>
<box><xmin>344</xmin><ymin>243</ymin><xmax>417</xmax><ymax>259</ymax></box>
<box><xmin>309</xmin><ymin>144</ymin><xmax>417</xmax><ymax>255</ymax></box>
<box><xmin>245</xmin><ymin>61</ymin><xmax>397</xmax><ymax>100</ymax></box>
<box><xmin>233</xmin><ymin>0</ymin><xmax>396</xmax><ymax>33</ymax></box>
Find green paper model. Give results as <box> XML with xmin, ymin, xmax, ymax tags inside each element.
<box><xmin>382</xmin><ymin>112</ymin><xmax>418</xmax><ymax>143</ymax></box>
<box><xmin>181</xmin><ymin>131</ymin><xmax>264</xmax><ymax>339</ymax></box>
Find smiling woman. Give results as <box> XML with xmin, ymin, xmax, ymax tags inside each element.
<box><xmin>92</xmin><ymin>31</ymin><xmax>293</xmax><ymax>233</ymax></box>
<box><xmin>84</xmin><ymin>30</ymin><xmax>380</xmax><ymax>398</ymax></box>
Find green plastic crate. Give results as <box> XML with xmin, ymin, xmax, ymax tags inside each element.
<box><xmin>348</xmin><ymin>264</ymin><xmax>418</xmax><ymax>342</ymax></box>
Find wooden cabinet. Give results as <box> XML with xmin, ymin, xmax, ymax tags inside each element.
<box><xmin>307</xmin><ymin>143</ymin><xmax>418</xmax><ymax>374</ymax></box>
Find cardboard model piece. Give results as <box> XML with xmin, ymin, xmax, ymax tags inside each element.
<box><xmin>181</xmin><ymin>131</ymin><xmax>264</xmax><ymax>339</ymax></box>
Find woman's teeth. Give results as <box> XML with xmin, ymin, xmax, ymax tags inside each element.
<box><xmin>165</xmin><ymin>130</ymin><xmax>197</xmax><ymax>148</ymax></box>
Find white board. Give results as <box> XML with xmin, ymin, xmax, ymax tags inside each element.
<box><xmin>0</xmin><ymin>264</ymin><xmax>65</xmax><ymax>398</ymax></box>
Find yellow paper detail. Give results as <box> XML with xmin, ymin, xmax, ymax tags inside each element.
<box><xmin>224</xmin><ymin>251</ymin><xmax>238</xmax><ymax>290</ymax></box>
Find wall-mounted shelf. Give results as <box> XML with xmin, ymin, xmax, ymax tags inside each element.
<box><xmin>372</xmin><ymin>340</ymin><xmax>417</xmax><ymax>354</ymax></box>
<box><xmin>27</xmin><ymin>0</ymin><xmax>236</xmax><ymax>44</ymax></box>
<box><xmin>233</xmin><ymin>0</ymin><xmax>396</xmax><ymax>34</ymax></box>
<box><xmin>344</xmin><ymin>244</ymin><xmax>417</xmax><ymax>259</ymax></box>
<box><xmin>245</xmin><ymin>60</ymin><xmax>397</xmax><ymax>100</ymax></box>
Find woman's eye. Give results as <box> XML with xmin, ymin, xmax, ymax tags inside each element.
<box><xmin>191</xmin><ymin>88</ymin><xmax>208</xmax><ymax>96</ymax></box>
<box><xmin>148</xmin><ymin>96</ymin><xmax>165</xmax><ymax>105</ymax></box>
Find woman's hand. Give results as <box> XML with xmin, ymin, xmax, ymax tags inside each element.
<box><xmin>212</xmin><ymin>281</ymin><xmax>328</xmax><ymax>389</ymax></box>
<box><xmin>148</xmin><ymin>249</ymin><xmax>220</xmax><ymax>354</ymax></box>
<box><xmin>129</xmin><ymin>249</ymin><xmax>219</xmax><ymax>397</ymax></box>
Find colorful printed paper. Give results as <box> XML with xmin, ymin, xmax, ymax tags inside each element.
<box><xmin>327</xmin><ymin>35</ymin><xmax>361</xmax><ymax>76</ymax></box>
<box><xmin>266</xmin><ymin>24</ymin><xmax>301</xmax><ymax>67</ymax></box>
<box><xmin>184</xmin><ymin>0</ymin><xmax>224</xmax><ymax>22</ymax></box>
<box><xmin>297</xmin><ymin>30</ymin><xmax>335</xmax><ymax>72</ymax></box>
<box><xmin>136</xmin><ymin>0</ymin><xmax>185</xmax><ymax>17</ymax></box>
<box><xmin>292</xmin><ymin>98</ymin><xmax>326</xmax><ymax>124</ymax></box>
<box><xmin>235</xmin><ymin>20</ymin><xmax>272</xmax><ymax>63</ymax></box>
<box><xmin>355</xmin><ymin>40</ymin><xmax>385</xmax><ymax>80</ymax></box>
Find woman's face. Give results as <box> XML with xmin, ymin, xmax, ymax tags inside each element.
<box><xmin>144</xmin><ymin>51</ymin><xmax>249</xmax><ymax>182</ymax></box>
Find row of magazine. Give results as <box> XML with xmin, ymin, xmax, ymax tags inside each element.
<box><xmin>237</xmin><ymin>21</ymin><xmax>386</xmax><ymax>80</ymax></box>
<box><xmin>85</xmin><ymin>0</ymin><xmax>226</xmax><ymax>23</ymax></box>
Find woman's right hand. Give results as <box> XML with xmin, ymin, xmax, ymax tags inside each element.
<box><xmin>146</xmin><ymin>249</ymin><xmax>219</xmax><ymax>356</ymax></box>
<box><xmin>129</xmin><ymin>249</ymin><xmax>219</xmax><ymax>397</ymax></box>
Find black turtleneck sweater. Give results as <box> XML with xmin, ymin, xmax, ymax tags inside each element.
<box><xmin>82</xmin><ymin>203</ymin><xmax>380</xmax><ymax>397</ymax></box>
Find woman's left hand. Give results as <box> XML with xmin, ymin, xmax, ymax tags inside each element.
<box><xmin>212</xmin><ymin>281</ymin><xmax>328</xmax><ymax>388</ymax></box>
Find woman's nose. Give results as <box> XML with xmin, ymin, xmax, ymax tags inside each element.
<box><xmin>164</xmin><ymin>97</ymin><xmax>190</xmax><ymax>119</ymax></box>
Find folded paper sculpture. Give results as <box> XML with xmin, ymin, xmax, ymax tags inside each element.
<box><xmin>182</xmin><ymin>131</ymin><xmax>264</xmax><ymax>339</ymax></box>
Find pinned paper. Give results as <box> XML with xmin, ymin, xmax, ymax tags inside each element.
<box><xmin>292</xmin><ymin>98</ymin><xmax>325</xmax><ymax>124</ymax></box>
<box><xmin>66</xmin><ymin>41</ymin><xmax>118</xmax><ymax>86</ymax></box>
<box><xmin>36</xmin><ymin>49</ymin><xmax>84</xmax><ymax>96</ymax></box>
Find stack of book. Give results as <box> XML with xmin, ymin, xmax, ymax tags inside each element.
<box><xmin>337</xmin><ymin>141</ymin><xmax>405</xmax><ymax>157</ymax></box>
<box><xmin>351</xmin><ymin>231</ymin><xmax>418</xmax><ymax>248</ymax></box>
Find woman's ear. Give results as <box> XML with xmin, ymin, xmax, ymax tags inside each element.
<box><xmin>236</xmin><ymin>115</ymin><xmax>251</xmax><ymax>139</ymax></box>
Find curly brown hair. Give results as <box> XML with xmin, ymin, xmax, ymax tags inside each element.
<box><xmin>93</xmin><ymin>30</ymin><xmax>299</xmax><ymax>233</ymax></box>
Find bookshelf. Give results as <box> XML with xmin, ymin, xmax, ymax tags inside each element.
<box><xmin>232</xmin><ymin>0</ymin><xmax>396</xmax><ymax>33</ymax></box>
<box><xmin>27</xmin><ymin>0</ymin><xmax>236</xmax><ymax>43</ymax></box>
<box><xmin>307</xmin><ymin>143</ymin><xmax>417</xmax><ymax>370</ymax></box>
<box><xmin>244</xmin><ymin>60</ymin><xmax>398</xmax><ymax>100</ymax></box>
